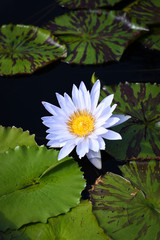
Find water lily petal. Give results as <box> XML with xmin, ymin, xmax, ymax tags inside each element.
<box><xmin>111</xmin><ymin>114</ymin><xmax>131</xmax><ymax>127</ymax></box>
<box><xmin>102</xmin><ymin>130</ymin><xmax>122</xmax><ymax>140</ymax></box>
<box><xmin>58</xmin><ymin>140</ymin><xmax>76</xmax><ymax>160</ymax></box>
<box><xmin>103</xmin><ymin>117</ymin><xmax>120</xmax><ymax>128</ymax></box>
<box><xmin>97</xmin><ymin>136</ymin><xmax>105</xmax><ymax>150</ymax></box>
<box><xmin>89</xmin><ymin>137</ymin><xmax>99</xmax><ymax>152</ymax></box>
<box><xmin>90</xmin><ymin>80</ymin><xmax>100</xmax><ymax>112</ymax></box>
<box><xmin>76</xmin><ymin>138</ymin><xmax>89</xmax><ymax>159</ymax></box>
<box><xmin>42</xmin><ymin>101</ymin><xmax>57</xmax><ymax>115</ymax></box>
<box><xmin>86</xmin><ymin>150</ymin><xmax>102</xmax><ymax>169</ymax></box>
<box><xmin>94</xmin><ymin>127</ymin><xmax>108</xmax><ymax>135</ymax></box>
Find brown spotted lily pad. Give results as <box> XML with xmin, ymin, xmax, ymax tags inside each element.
<box><xmin>0</xmin><ymin>24</ymin><xmax>67</xmax><ymax>75</ymax></box>
<box><xmin>124</xmin><ymin>0</ymin><xmax>160</xmax><ymax>25</ymax></box>
<box><xmin>44</xmin><ymin>10</ymin><xmax>148</xmax><ymax>64</ymax></box>
<box><xmin>139</xmin><ymin>26</ymin><xmax>160</xmax><ymax>51</ymax></box>
<box><xmin>90</xmin><ymin>160</ymin><xmax>160</xmax><ymax>240</ymax></box>
<box><xmin>100</xmin><ymin>82</ymin><xmax>160</xmax><ymax>160</ymax></box>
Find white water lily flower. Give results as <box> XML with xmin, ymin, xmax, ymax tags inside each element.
<box><xmin>42</xmin><ymin>80</ymin><xmax>130</xmax><ymax>169</ymax></box>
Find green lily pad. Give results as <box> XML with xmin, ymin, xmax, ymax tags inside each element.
<box><xmin>0</xmin><ymin>126</ymin><xmax>37</xmax><ymax>152</ymax></box>
<box><xmin>45</xmin><ymin>10</ymin><xmax>148</xmax><ymax>64</ymax></box>
<box><xmin>90</xmin><ymin>160</ymin><xmax>160</xmax><ymax>240</ymax></box>
<box><xmin>0</xmin><ymin>24</ymin><xmax>67</xmax><ymax>75</ymax></box>
<box><xmin>0</xmin><ymin>146</ymin><xmax>85</xmax><ymax>231</ymax></box>
<box><xmin>139</xmin><ymin>26</ymin><xmax>160</xmax><ymax>51</ymax></box>
<box><xmin>100</xmin><ymin>82</ymin><xmax>160</xmax><ymax>160</ymax></box>
<box><xmin>124</xmin><ymin>0</ymin><xmax>160</xmax><ymax>25</ymax></box>
<box><xmin>1</xmin><ymin>200</ymin><xmax>110</xmax><ymax>240</ymax></box>
<box><xmin>56</xmin><ymin>0</ymin><xmax>123</xmax><ymax>9</ymax></box>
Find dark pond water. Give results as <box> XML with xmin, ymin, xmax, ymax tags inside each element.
<box><xmin>1</xmin><ymin>0</ymin><xmax>160</xmax><ymax>198</ymax></box>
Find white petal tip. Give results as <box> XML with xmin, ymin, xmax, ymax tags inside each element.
<box><xmin>58</xmin><ymin>155</ymin><xmax>62</xmax><ymax>161</ymax></box>
<box><xmin>89</xmin><ymin>157</ymin><xmax>102</xmax><ymax>169</ymax></box>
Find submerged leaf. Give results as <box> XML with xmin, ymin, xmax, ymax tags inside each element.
<box><xmin>0</xmin><ymin>24</ymin><xmax>67</xmax><ymax>75</ymax></box>
<box><xmin>0</xmin><ymin>126</ymin><xmax>37</xmax><ymax>152</ymax></box>
<box><xmin>124</xmin><ymin>0</ymin><xmax>160</xmax><ymax>25</ymax></box>
<box><xmin>1</xmin><ymin>201</ymin><xmax>110</xmax><ymax>240</ymax></box>
<box><xmin>44</xmin><ymin>10</ymin><xmax>148</xmax><ymax>64</ymax></box>
<box><xmin>90</xmin><ymin>160</ymin><xmax>160</xmax><ymax>240</ymax></box>
<box><xmin>0</xmin><ymin>146</ymin><xmax>85</xmax><ymax>231</ymax></box>
<box><xmin>56</xmin><ymin>0</ymin><xmax>123</xmax><ymax>9</ymax></box>
<box><xmin>101</xmin><ymin>82</ymin><xmax>160</xmax><ymax>160</ymax></box>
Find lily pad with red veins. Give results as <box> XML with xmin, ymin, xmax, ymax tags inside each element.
<box><xmin>0</xmin><ymin>24</ymin><xmax>67</xmax><ymax>75</ymax></box>
<box><xmin>100</xmin><ymin>82</ymin><xmax>160</xmax><ymax>160</ymax></box>
<box><xmin>90</xmin><ymin>160</ymin><xmax>160</xmax><ymax>240</ymax></box>
<box><xmin>44</xmin><ymin>10</ymin><xmax>148</xmax><ymax>64</ymax></box>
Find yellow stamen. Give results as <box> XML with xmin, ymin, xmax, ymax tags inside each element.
<box><xmin>67</xmin><ymin>110</ymin><xmax>95</xmax><ymax>137</ymax></box>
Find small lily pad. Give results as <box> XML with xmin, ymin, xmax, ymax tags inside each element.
<box><xmin>0</xmin><ymin>126</ymin><xmax>37</xmax><ymax>152</ymax></box>
<box><xmin>90</xmin><ymin>160</ymin><xmax>160</xmax><ymax>240</ymax></box>
<box><xmin>124</xmin><ymin>0</ymin><xmax>160</xmax><ymax>25</ymax></box>
<box><xmin>56</xmin><ymin>0</ymin><xmax>123</xmax><ymax>9</ymax></box>
<box><xmin>1</xmin><ymin>201</ymin><xmax>110</xmax><ymax>240</ymax></box>
<box><xmin>0</xmin><ymin>24</ymin><xmax>67</xmax><ymax>75</ymax></box>
<box><xmin>101</xmin><ymin>82</ymin><xmax>160</xmax><ymax>160</ymax></box>
<box><xmin>0</xmin><ymin>146</ymin><xmax>85</xmax><ymax>231</ymax></box>
<box><xmin>139</xmin><ymin>26</ymin><xmax>160</xmax><ymax>51</ymax></box>
<box><xmin>45</xmin><ymin>10</ymin><xmax>148</xmax><ymax>64</ymax></box>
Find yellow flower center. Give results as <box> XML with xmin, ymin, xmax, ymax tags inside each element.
<box><xmin>67</xmin><ymin>110</ymin><xmax>95</xmax><ymax>137</ymax></box>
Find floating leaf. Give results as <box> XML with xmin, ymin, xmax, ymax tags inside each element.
<box><xmin>0</xmin><ymin>146</ymin><xmax>85</xmax><ymax>231</ymax></box>
<box><xmin>0</xmin><ymin>24</ymin><xmax>67</xmax><ymax>75</ymax></box>
<box><xmin>1</xmin><ymin>200</ymin><xmax>110</xmax><ymax>240</ymax></box>
<box><xmin>139</xmin><ymin>26</ymin><xmax>160</xmax><ymax>51</ymax></box>
<box><xmin>101</xmin><ymin>82</ymin><xmax>160</xmax><ymax>160</ymax></box>
<box><xmin>90</xmin><ymin>160</ymin><xmax>160</xmax><ymax>240</ymax></box>
<box><xmin>124</xmin><ymin>0</ymin><xmax>160</xmax><ymax>25</ymax></box>
<box><xmin>56</xmin><ymin>0</ymin><xmax>123</xmax><ymax>9</ymax></box>
<box><xmin>0</xmin><ymin>126</ymin><xmax>37</xmax><ymax>152</ymax></box>
<box><xmin>45</xmin><ymin>10</ymin><xmax>147</xmax><ymax>64</ymax></box>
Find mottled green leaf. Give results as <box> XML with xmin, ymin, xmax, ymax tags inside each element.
<box><xmin>1</xmin><ymin>201</ymin><xmax>110</xmax><ymax>240</ymax></box>
<box><xmin>124</xmin><ymin>0</ymin><xmax>160</xmax><ymax>25</ymax></box>
<box><xmin>139</xmin><ymin>26</ymin><xmax>160</xmax><ymax>51</ymax></box>
<box><xmin>101</xmin><ymin>82</ymin><xmax>160</xmax><ymax>160</ymax></box>
<box><xmin>44</xmin><ymin>10</ymin><xmax>148</xmax><ymax>64</ymax></box>
<box><xmin>90</xmin><ymin>160</ymin><xmax>160</xmax><ymax>240</ymax></box>
<box><xmin>0</xmin><ymin>126</ymin><xmax>37</xmax><ymax>152</ymax></box>
<box><xmin>56</xmin><ymin>0</ymin><xmax>123</xmax><ymax>9</ymax></box>
<box><xmin>0</xmin><ymin>146</ymin><xmax>85</xmax><ymax>231</ymax></box>
<box><xmin>0</xmin><ymin>24</ymin><xmax>67</xmax><ymax>75</ymax></box>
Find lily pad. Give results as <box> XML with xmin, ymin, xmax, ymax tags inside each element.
<box><xmin>90</xmin><ymin>160</ymin><xmax>160</xmax><ymax>240</ymax></box>
<box><xmin>45</xmin><ymin>10</ymin><xmax>148</xmax><ymax>64</ymax></box>
<box><xmin>0</xmin><ymin>24</ymin><xmax>67</xmax><ymax>75</ymax></box>
<box><xmin>0</xmin><ymin>126</ymin><xmax>37</xmax><ymax>152</ymax></box>
<box><xmin>0</xmin><ymin>146</ymin><xmax>85</xmax><ymax>231</ymax></box>
<box><xmin>124</xmin><ymin>0</ymin><xmax>160</xmax><ymax>25</ymax></box>
<box><xmin>1</xmin><ymin>200</ymin><xmax>110</xmax><ymax>240</ymax></box>
<box><xmin>139</xmin><ymin>26</ymin><xmax>160</xmax><ymax>51</ymax></box>
<box><xmin>56</xmin><ymin>0</ymin><xmax>123</xmax><ymax>9</ymax></box>
<box><xmin>100</xmin><ymin>82</ymin><xmax>160</xmax><ymax>160</ymax></box>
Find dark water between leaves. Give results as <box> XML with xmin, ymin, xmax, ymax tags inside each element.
<box><xmin>0</xmin><ymin>0</ymin><xmax>160</xmax><ymax>198</ymax></box>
